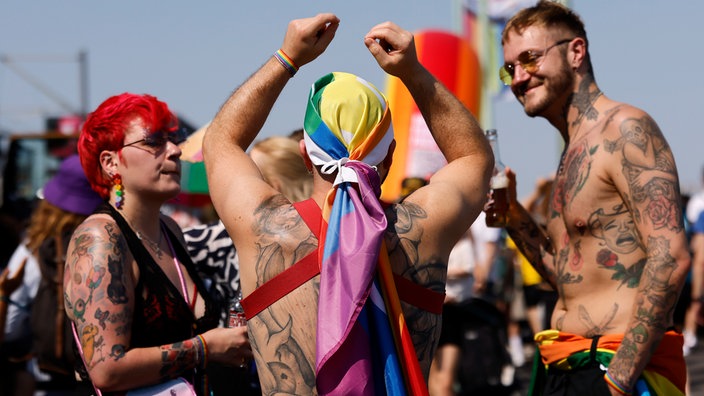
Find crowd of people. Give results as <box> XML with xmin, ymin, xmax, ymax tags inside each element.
<box><xmin>0</xmin><ymin>1</ymin><xmax>699</xmax><ymax>396</ymax></box>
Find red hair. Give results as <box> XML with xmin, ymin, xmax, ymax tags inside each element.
<box><xmin>77</xmin><ymin>93</ymin><xmax>178</xmax><ymax>199</ymax></box>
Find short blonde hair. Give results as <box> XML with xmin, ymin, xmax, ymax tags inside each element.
<box><xmin>251</xmin><ymin>136</ymin><xmax>313</xmax><ymax>202</ymax></box>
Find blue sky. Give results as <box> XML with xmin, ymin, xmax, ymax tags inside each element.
<box><xmin>1</xmin><ymin>1</ymin><xmax>702</xmax><ymax>198</ymax></box>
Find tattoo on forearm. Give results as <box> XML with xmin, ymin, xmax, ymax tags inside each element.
<box><xmin>159</xmin><ymin>339</ymin><xmax>198</xmax><ymax>379</ymax></box>
<box><xmin>508</xmin><ymin>215</ymin><xmax>556</xmax><ymax>286</ymax></box>
<box><xmin>609</xmin><ymin>236</ymin><xmax>680</xmax><ymax>383</ymax></box>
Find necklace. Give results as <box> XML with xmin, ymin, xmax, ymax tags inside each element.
<box><xmin>135</xmin><ymin>229</ymin><xmax>163</xmax><ymax>259</ymax></box>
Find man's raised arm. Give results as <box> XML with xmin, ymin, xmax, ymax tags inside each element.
<box><xmin>364</xmin><ymin>22</ymin><xmax>493</xmax><ymax>237</ymax></box>
<box><xmin>203</xmin><ymin>14</ymin><xmax>339</xmax><ymax>232</ymax></box>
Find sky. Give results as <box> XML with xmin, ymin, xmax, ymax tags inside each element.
<box><xmin>1</xmin><ymin>0</ymin><xmax>703</xmax><ymax>199</ymax></box>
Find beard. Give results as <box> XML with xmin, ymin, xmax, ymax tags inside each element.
<box><xmin>518</xmin><ymin>61</ymin><xmax>574</xmax><ymax>118</ymax></box>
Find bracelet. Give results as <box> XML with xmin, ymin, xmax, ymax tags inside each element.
<box><xmin>274</xmin><ymin>49</ymin><xmax>299</xmax><ymax>77</ymax></box>
<box><xmin>604</xmin><ymin>371</ymin><xmax>633</xmax><ymax>395</ymax></box>
<box><xmin>196</xmin><ymin>334</ymin><xmax>208</xmax><ymax>370</ymax></box>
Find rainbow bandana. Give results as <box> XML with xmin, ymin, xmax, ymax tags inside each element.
<box><xmin>304</xmin><ymin>72</ymin><xmax>427</xmax><ymax>395</ymax></box>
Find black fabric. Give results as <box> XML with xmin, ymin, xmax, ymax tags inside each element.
<box><xmin>542</xmin><ymin>365</ymin><xmax>611</xmax><ymax>396</ymax></box>
<box><xmin>455</xmin><ymin>298</ymin><xmax>513</xmax><ymax>395</ymax></box>
<box><xmin>96</xmin><ymin>203</ymin><xmax>219</xmax><ymax>346</ymax></box>
<box><xmin>537</xmin><ymin>334</ymin><xmax>611</xmax><ymax>396</ymax></box>
<box><xmin>78</xmin><ymin>203</ymin><xmax>220</xmax><ymax>394</ymax></box>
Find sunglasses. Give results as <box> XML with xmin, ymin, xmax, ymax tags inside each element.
<box><xmin>499</xmin><ymin>38</ymin><xmax>574</xmax><ymax>86</ymax></box>
<box><xmin>122</xmin><ymin>128</ymin><xmax>188</xmax><ymax>151</ymax></box>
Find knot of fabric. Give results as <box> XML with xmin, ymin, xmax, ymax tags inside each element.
<box><xmin>320</xmin><ymin>158</ymin><xmax>377</xmax><ymax>187</ymax></box>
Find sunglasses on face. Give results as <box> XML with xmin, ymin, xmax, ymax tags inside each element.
<box><xmin>122</xmin><ymin>128</ymin><xmax>188</xmax><ymax>150</ymax></box>
<box><xmin>499</xmin><ymin>38</ymin><xmax>574</xmax><ymax>86</ymax></box>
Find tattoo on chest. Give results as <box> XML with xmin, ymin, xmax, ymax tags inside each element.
<box><xmin>554</xmin><ymin>237</ymin><xmax>584</xmax><ymax>302</ymax></box>
<box><xmin>552</xmin><ymin>141</ymin><xmax>599</xmax><ymax>219</ymax></box>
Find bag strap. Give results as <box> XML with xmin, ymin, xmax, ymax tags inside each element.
<box><xmin>71</xmin><ymin>322</ymin><xmax>102</xmax><ymax>396</ymax></box>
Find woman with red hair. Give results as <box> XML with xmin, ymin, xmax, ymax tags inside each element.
<box><xmin>65</xmin><ymin>93</ymin><xmax>250</xmax><ymax>395</ymax></box>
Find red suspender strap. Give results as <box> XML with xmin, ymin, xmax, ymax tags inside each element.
<box><xmin>241</xmin><ymin>199</ymin><xmax>322</xmax><ymax>320</ymax></box>
<box><xmin>393</xmin><ymin>273</ymin><xmax>445</xmax><ymax>315</ymax></box>
<box><xmin>240</xmin><ymin>198</ymin><xmax>445</xmax><ymax>318</ymax></box>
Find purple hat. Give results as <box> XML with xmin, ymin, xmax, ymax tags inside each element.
<box><xmin>42</xmin><ymin>154</ymin><xmax>103</xmax><ymax>215</ymax></box>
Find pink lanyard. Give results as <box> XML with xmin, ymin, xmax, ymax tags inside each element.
<box><xmin>162</xmin><ymin>224</ymin><xmax>189</xmax><ymax>304</ymax></box>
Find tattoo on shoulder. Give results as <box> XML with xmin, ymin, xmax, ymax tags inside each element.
<box><xmin>385</xmin><ymin>201</ymin><xmax>428</xmax><ymax>274</ymax></box>
<box><xmin>603</xmin><ymin>115</ymin><xmax>682</xmax><ymax>232</ymax></box>
<box><xmin>253</xmin><ymin>195</ymin><xmax>317</xmax><ymax>287</ymax></box>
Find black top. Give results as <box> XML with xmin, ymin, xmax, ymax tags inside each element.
<box><xmin>88</xmin><ymin>203</ymin><xmax>219</xmax><ymax>394</ymax></box>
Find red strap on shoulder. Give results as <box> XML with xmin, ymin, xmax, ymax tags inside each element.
<box><xmin>393</xmin><ymin>273</ymin><xmax>445</xmax><ymax>315</ymax></box>
<box><xmin>241</xmin><ymin>253</ymin><xmax>319</xmax><ymax>319</ymax></box>
<box><xmin>240</xmin><ymin>199</ymin><xmax>445</xmax><ymax>318</ymax></box>
<box><xmin>241</xmin><ymin>199</ymin><xmax>322</xmax><ymax>320</ymax></box>
<box><xmin>293</xmin><ymin>199</ymin><xmax>322</xmax><ymax>236</ymax></box>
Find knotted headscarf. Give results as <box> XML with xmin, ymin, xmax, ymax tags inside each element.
<box><xmin>305</xmin><ymin>72</ymin><xmax>427</xmax><ymax>395</ymax></box>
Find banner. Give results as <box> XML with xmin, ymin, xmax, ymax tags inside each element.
<box><xmin>381</xmin><ymin>30</ymin><xmax>481</xmax><ymax>202</ymax></box>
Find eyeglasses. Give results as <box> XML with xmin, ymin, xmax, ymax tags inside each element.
<box><xmin>499</xmin><ymin>38</ymin><xmax>574</xmax><ymax>86</ymax></box>
<box><xmin>122</xmin><ymin>128</ymin><xmax>187</xmax><ymax>151</ymax></box>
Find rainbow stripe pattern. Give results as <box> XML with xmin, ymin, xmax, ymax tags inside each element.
<box><xmin>303</xmin><ymin>72</ymin><xmax>427</xmax><ymax>395</ymax></box>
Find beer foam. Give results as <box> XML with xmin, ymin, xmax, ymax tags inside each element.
<box><xmin>491</xmin><ymin>173</ymin><xmax>509</xmax><ymax>189</ymax></box>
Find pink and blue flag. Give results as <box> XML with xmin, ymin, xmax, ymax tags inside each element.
<box><xmin>304</xmin><ymin>72</ymin><xmax>428</xmax><ymax>395</ymax></box>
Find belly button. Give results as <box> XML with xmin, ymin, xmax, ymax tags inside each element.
<box><xmin>575</xmin><ymin>219</ymin><xmax>587</xmax><ymax>235</ymax></box>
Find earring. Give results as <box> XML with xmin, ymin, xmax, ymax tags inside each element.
<box><xmin>113</xmin><ymin>173</ymin><xmax>124</xmax><ymax>209</ymax></box>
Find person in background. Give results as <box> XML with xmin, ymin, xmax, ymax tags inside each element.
<box><xmin>428</xmin><ymin>211</ymin><xmax>502</xmax><ymax>395</ymax></box>
<box><xmin>63</xmin><ymin>93</ymin><xmax>250</xmax><ymax>395</ymax></box>
<box><xmin>485</xmin><ymin>1</ymin><xmax>690</xmax><ymax>395</ymax></box>
<box><xmin>184</xmin><ymin>134</ymin><xmax>313</xmax><ymax>324</ymax></box>
<box><xmin>203</xmin><ymin>14</ymin><xmax>492</xmax><ymax>395</ymax></box>
<box><xmin>1</xmin><ymin>154</ymin><xmax>102</xmax><ymax>396</ymax></box>
<box><xmin>1</xmin><ymin>255</ymin><xmax>30</xmax><ymax>396</ymax></box>
<box><xmin>183</xmin><ymin>134</ymin><xmax>313</xmax><ymax>395</ymax></box>
<box><xmin>684</xmin><ymin>209</ymin><xmax>704</xmax><ymax>356</ymax></box>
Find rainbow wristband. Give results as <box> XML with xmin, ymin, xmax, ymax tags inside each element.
<box><xmin>274</xmin><ymin>49</ymin><xmax>298</xmax><ymax>77</ymax></box>
<box><xmin>196</xmin><ymin>335</ymin><xmax>208</xmax><ymax>370</ymax></box>
<box><xmin>604</xmin><ymin>371</ymin><xmax>633</xmax><ymax>395</ymax></box>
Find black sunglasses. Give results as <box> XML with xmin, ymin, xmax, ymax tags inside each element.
<box><xmin>122</xmin><ymin>128</ymin><xmax>188</xmax><ymax>150</ymax></box>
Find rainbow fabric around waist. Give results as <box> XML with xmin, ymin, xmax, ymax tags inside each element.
<box><xmin>534</xmin><ymin>330</ymin><xmax>686</xmax><ymax>395</ymax></box>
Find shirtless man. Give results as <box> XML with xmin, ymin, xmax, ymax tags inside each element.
<box><xmin>484</xmin><ymin>2</ymin><xmax>691</xmax><ymax>395</ymax></box>
<box><xmin>203</xmin><ymin>13</ymin><xmax>492</xmax><ymax>395</ymax></box>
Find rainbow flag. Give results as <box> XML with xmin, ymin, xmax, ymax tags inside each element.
<box><xmin>304</xmin><ymin>72</ymin><xmax>427</xmax><ymax>395</ymax></box>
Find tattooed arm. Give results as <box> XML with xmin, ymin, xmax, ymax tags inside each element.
<box><xmin>63</xmin><ymin>216</ymin><xmax>193</xmax><ymax>390</ymax></box>
<box><xmin>601</xmin><ymin>109</ymin><xmax>690</xmax><ymax>390</ymax></box>
<box><xmin>64</xmin><ymin>216</ymin><xmax>249</xmax><ymax>391</ymax></box>
<box><xmin>491</xmin><ymin>167</ymin><xmax>557</xmax><ymax>288</ymax></box>
<box><xmin>204</xmin><ymin>14</ymin><xmax>338</xmax><ymax>249</ymax></box>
